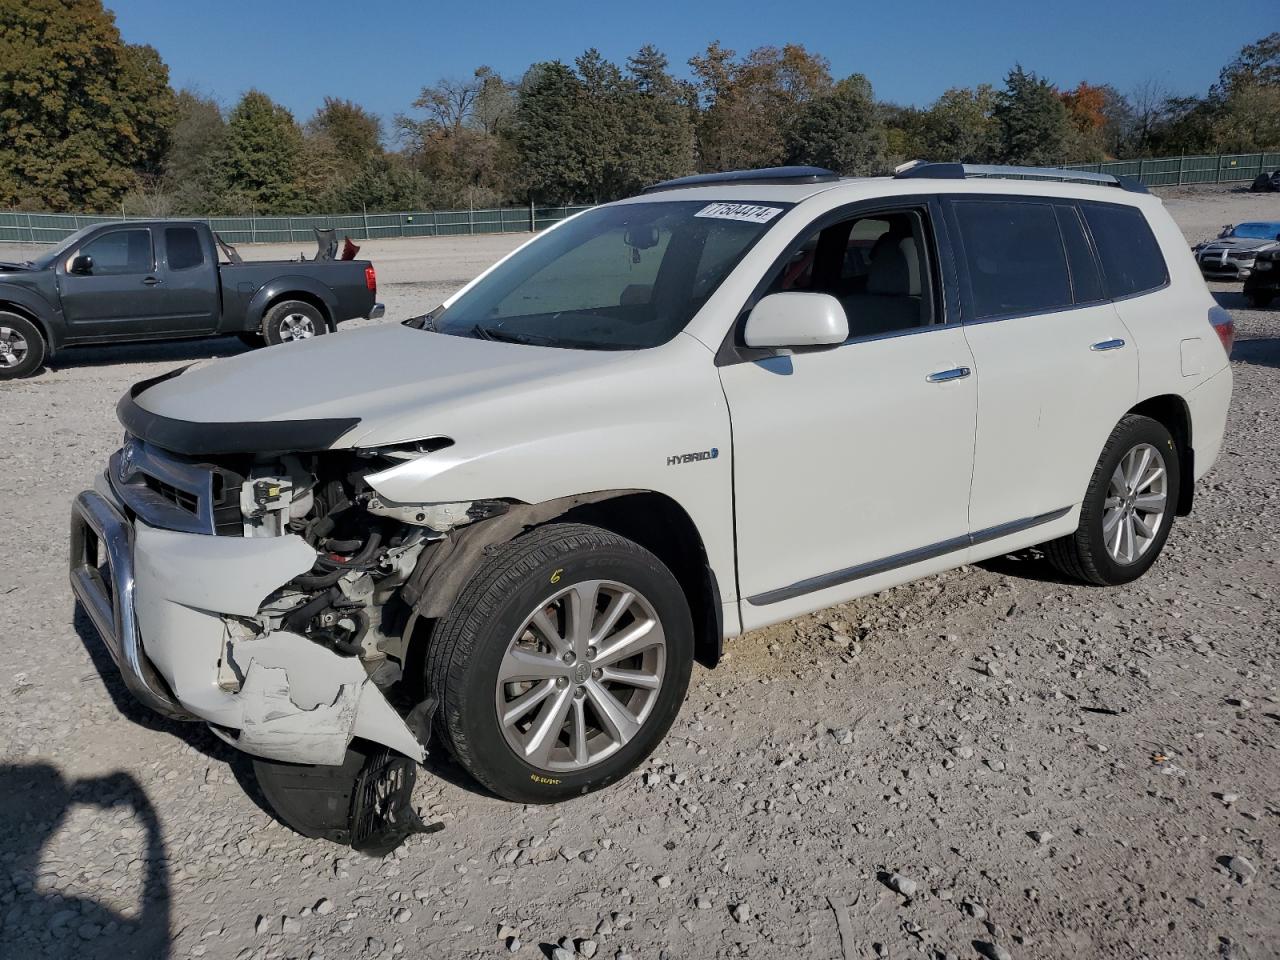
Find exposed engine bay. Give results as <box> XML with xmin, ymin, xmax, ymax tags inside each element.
<box><xmin>225</xmin><ymin>444</ymin><xmax>503</xmax><ymax>676</ymax></box>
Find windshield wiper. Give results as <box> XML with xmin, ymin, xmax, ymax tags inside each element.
<box><xmin>471</xmin><ymin>324</ymin><xmax>538</xmax><ymax>345</ymax></box>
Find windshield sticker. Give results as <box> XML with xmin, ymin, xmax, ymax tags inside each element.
<box><xmin>695</xmin><ymin>203</ymin><xmax>783</xmax><ymax>224</ymax></box>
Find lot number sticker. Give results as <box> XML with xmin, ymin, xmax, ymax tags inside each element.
<box><xmin>695</xmin><ymin>203</ymin><xmax>783</xmax><ymax>224</ymax></box>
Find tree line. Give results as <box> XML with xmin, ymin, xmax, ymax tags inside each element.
<box><xmin>1</xmin><ymin>0</ymin><xmax>1276</xmax><ymax>216</ymax></box>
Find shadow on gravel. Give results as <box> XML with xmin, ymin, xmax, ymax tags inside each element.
<box><xmin>0</xmin><ymin>764</ymin><xmax>170</xmax><ymax>959</ymax></box>
<box><xmin>974</xmin><ymin>549</ymin><xmax>1082</xmax><ymax>586</ymax></box>
<box><xmin>46</xmin><ymin>335</ymin><xmax>250</xmax><ymax>372</ymax></box>
<box><xmin>1231</xmin><ymin>337</ymin><xmax>1280</xmax><ymax>369</ymax></box>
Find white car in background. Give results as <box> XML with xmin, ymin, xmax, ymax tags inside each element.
<box><xmin>71</xmin><ymin>162</ymin><xmax>1233</xmax><ymax>849</ymax></box>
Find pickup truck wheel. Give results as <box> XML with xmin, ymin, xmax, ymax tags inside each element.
<box><xmin>427</xmin><ymin>522</ymin><xmax>694</xmax><ymax>804</ymax></box>
<box><xmin>1246</xmin><ymin>290</ymin><xmax>1274</xmax><ymax>308</ymax></box>
<box><xmin>1045</xmin><ymin>415</ymin><xmax>1179</xmax><ymax>586</ymax></box>
<box><xmin>0</xmin><ymin>312</ymin><xmax>46</xmax><ymax>380</ymax></box>
<box><xmin>263</xmin><ymin>300</ymin><xmax>328</xmax><ymax>345</ymax></box>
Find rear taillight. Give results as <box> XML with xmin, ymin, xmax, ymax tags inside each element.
<box><xmin>365</xmin><ymin>265</ymin><xmax>377</xmax><ymax>294</ymax></box>
<box><xmin>1208</xmin><ymin>304</ymin><xmax>1234</xmax><ymax>356</ymax></box>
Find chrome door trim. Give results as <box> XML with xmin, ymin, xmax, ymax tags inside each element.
<box><xmin>745</xmin><ymin>506</ymin><xmax>1071</xmax><ymax>606</ymax></box>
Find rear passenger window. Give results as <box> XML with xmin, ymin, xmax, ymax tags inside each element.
<box><xmin>1054</xmin><ymin>204</ymin><xmax>1104</xmax><ymax>304</ymax></box>
<box><xmin>165</xmin><ymin>227</ymin><xmax>204</xmax><ymax>271</ymax></box>
<box><xmin>952</xmin><ymin>200</ymin><xmax>1072</xmax><ymax>319</ymax></box>
<box><xmin>1080</xmin><ymin>203</ymin><xmax>1168</xmax><ymax>298</ymax></box>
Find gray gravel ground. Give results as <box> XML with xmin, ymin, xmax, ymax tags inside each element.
<box><xmin>1</xmin><ymin>186</ymin><xmax>1278</xmax><ymax>960</ymax></box>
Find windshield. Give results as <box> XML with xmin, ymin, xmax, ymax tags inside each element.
<box><xmin>28</xmin><ymin>225</ymin><xmax>99</xmax><ymax>270</ymax></box>
<box><xmin>1229</xmin><ymin>222</ymin><xmax>1280</xmax><ymax>240</ymax></box>
<box><xmin>425</xmin><ymin>200</ymin><xmax>789</xmax><ymax>350</ymax></box>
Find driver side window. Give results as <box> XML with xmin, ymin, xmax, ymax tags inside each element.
<box><xmin>73</xmin><ymin>229</ymin><xmax>154</xmax><ymax>276</ymax></box>
<box><xmin>764</xmin><ymin>209</ymin><xmax>937</xmax><ymax>339</ymax></box>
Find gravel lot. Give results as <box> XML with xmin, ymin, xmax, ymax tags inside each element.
<box><xmin>1</xmin><ymin>185</ymin><xmax>1278</xmax><ymax>960</ymax></box>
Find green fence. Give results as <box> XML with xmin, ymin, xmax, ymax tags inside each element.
<box><xmin>4</xmin><ymin>150</ymin><xmax>1278</xmax><ymax>245</ymax></box>
<box><xmin>1064</xmin><ymin>151</ymin><xmax>1280</xmax><ymax>187</ymax></box>
<box><xmin>0</xmin><ymin>204</ymin><xmax>594</xmax><ymax>246</ymax></box>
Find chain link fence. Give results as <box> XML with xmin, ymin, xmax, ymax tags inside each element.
<box><xmin>0</xmin><ymin>204</ymin><xmax>594</xmax><ymax>246</ymax></box>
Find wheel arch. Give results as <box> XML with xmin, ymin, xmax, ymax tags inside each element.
<box><xmin>247</xmin><ymin>279</ymin><xmax>337</xmax><ymax>334</ymax></box>
<box><xmin>402</xmin><ymin>490</ymin><xmax>723</xmax><ymax>679</ymax></box>
<box><xmin>1128</xmin><ymin>394</ymin><xmax>1194</xmax><ymax>516</ymax></box>
<box><xmin>0</xmin><ymin>298</ymin><xmax>56</xmax><ymax>355</ymax></box>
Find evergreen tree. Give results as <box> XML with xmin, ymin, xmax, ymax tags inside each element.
<box><xmin>219</xmin><ymin>90</ymin><xmax>304</xmax><ymax>212</ymax></box>
<box><xmin>993</xmin><ymin>66</ymin><xmax>1072</xmax><ymax>165</ymax></box>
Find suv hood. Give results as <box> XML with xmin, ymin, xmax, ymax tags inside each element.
<box><xmin>130</xmin><ymin>323</ymin><xmax>632</xmax><ymax>451</ymax></box>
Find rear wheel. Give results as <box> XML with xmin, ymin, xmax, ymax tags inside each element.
<box><xmin>0</xmin><ymin>311</ymin><xmax>46</xmax><ymax>380</ymax></box>
<box><xmin>1046</xmin><ymin>414</ymin><xmax>1180</xmax><ymax>585</ymax></box>
<box><xmin>263</xmin><ymin>300</ymin><xmax>328</xmax><ymax>345</ymax></box>
<box><xmin>1246</xmin><ymin>290</ymin><xmax>1274</xmax><ymax>309</ymax></box>
<box><xmin>427</xmin><ymin>523</ymin><xmax>694</xmax><ymax>804</ymax></box>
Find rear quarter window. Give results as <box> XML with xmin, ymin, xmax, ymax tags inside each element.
<box><xmin>1080</xmin><ymin>202</ymin><xmax>1168</xmax><ymax>299</ymax></box>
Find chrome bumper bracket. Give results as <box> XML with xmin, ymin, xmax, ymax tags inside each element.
<box><xmin>69</xmin><ymin>490</ymin><xmax>194</xmax><ymax>720</ymax></box>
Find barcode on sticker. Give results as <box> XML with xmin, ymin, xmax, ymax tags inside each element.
<box><xmin>695</xmin><ymin>203</ymin><xmax>783</xmax><ymax>224</ymax></box>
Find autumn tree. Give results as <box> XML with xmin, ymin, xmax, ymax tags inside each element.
<box><xmin>920</xmin><ymin>85</ymin><xmax>998</xmax><ymax>163</ymax></box>
<box><xmin>0</xmin><ymin>0</ymin><xmax>174</xmax><ymax>210</ymax></box>
<box><xmin>690</xmin><ymin>42</ymin><xmax>832</xmax><ymax>170</ymax></box>
<box><xmin>162</xmin><ymin>90</ymin><xmax>227</xmax><ymax>214</ymax></box>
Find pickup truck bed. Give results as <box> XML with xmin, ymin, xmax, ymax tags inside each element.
<box><xmin>0</xmin><ymin>220</ymin><xmax>383</xmax><ymax>379</ymax></box>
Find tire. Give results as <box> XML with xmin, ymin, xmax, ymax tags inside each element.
<box><xmin>427</xmin><ymin>522</ymin><xmax>694</xmax><ymax>804</ymax></box>
<box><xmin>1045</xmin><ymin>414</ymin><xmax>1180</xmax><ymax>586</ymax></box>
<box><xmin>0</xmin><ymin>311</ymin><xmax>47</xmax><ymax>380</ymax></box>
<box><xmin>1246</xmin><ymin>290</ymin><xmax>1274</xmax><ymax>309</ymax></box>
<box><xmin>262</xmin><ymin>300</ymin><xmax>328</xmax><ymax>345</ymax></box>
<box><xmin>1250</xmin><ymin>173</ymin><xmax>1269</xmax><ymax>193</ymax></box>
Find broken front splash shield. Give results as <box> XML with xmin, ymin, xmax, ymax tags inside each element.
<box><xmin>129</xmin><ymin>521</ymin><xmax>425</xmax><ymax>766</ymax></box>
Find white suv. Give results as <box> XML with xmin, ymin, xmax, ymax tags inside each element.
<box><xmin>71</xmin><ymin>163</ymin><xmax>1233</xmax><ymax>847</ymax></box>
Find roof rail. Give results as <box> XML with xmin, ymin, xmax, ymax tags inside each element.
<box><xmin>643</xmin><ymin>166</ymin><xmax>839</xmax><ymax>193</ymax></box>
<box><xmin>892</xmin><ymin>160</ymin><xmax>1148</xmax><ymax>194</ymax></box>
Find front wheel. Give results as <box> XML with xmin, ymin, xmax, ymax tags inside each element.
<box><xmin>0</xmin><ymin>312</ymin><xmax>47</xmax><ymax>380</ymax></box>
<box><xmin>1046</xmin><ymin>414</ymin><xmax>1180</xmax><ymax>585</ymax></box>
<box><xmin>263</xmin><ymin>300</ymin><xmax>328</xmax><ymax>345</ymax></box>
<box><xmin>427</xmin><ymin>523</ymin><xmax>694</xmax><ymax>804</ymax></box>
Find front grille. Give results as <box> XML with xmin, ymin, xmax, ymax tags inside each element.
<box><xmin>110</xmin><ymin>439</ymin><xmax>245</xmax><ymax>536</ymax></box>
<box><xmin>144</xmin><ymin>475</ymin><xmax>200</xmax><ymax>514</ymax></box>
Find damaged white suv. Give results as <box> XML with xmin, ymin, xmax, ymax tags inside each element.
<box><xmin>71</xmin><ymin>163</ymin><xmax>1233</xmax><ymax>849</ymax></box>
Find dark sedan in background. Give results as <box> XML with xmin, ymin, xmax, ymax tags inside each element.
<box><xmin>1192</xmin><ymin>221</ymin><xmax>1280</xmax><ymax>282</ymax></box>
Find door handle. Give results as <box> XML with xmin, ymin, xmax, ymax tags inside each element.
<box><xmin>142</xmin><ymin>277</ymin><xmax>162</xmax><ymax>286</ymax></box>
<box><xmin>926</xmin><ymin>366</ymin><xmax>971</xmax><ymax>383</ymax></box>
<box><xmin>1090</xmin><ymin>338</ymin><xmax>1125</xmax><ymax>351</ymax></box>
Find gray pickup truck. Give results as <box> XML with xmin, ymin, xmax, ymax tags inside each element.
<box><xmin>0</xmin><ymin>220</ymin><xmax>384</xmax><ymax>380</ymax></box>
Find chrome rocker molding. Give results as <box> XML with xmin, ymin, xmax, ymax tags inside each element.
<box><xmin>747</xmin><ymin>506</ymin><xmax>1072</xmax><ymax>606</ymax></box>
<box><xmin>69</xmin><ymin>490</ymin><xmax>194</xmax><ymax>720</ymax></box>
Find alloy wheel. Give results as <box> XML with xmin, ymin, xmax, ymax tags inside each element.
<box><xmin>1103</xmin><ymin>442</ymin><xmax>1168</xmax><ymax>565</ymax></box>
<box><xmin>0</xmin><ymin>325</ymin><xmax>28</xmax><ymax>369</ymax></box>
<box><xmin>494</xmin><ymin>579</ymin><xmax>666</xmax><ymax>772</ymax></box>
<box><xmin>279</xmin><ymin>313</ymin><xmax>316</xmax><ymax>340</ymax></box>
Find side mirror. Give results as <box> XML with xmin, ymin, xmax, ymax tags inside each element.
<box><xmin>69</xmin><ymin>255</ymin><xmax>93</xmax><ymax>275</ymax></box>
<box><xmin>744</xmin><ymin>292</ymin><xmax>848</xmax><ymax>349</ymax></box>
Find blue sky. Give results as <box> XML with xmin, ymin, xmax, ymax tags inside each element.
<box><xmin>111</xmin><ymin>0</ymin><xmax>1262</xmax><ymax>135</ymax></box>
